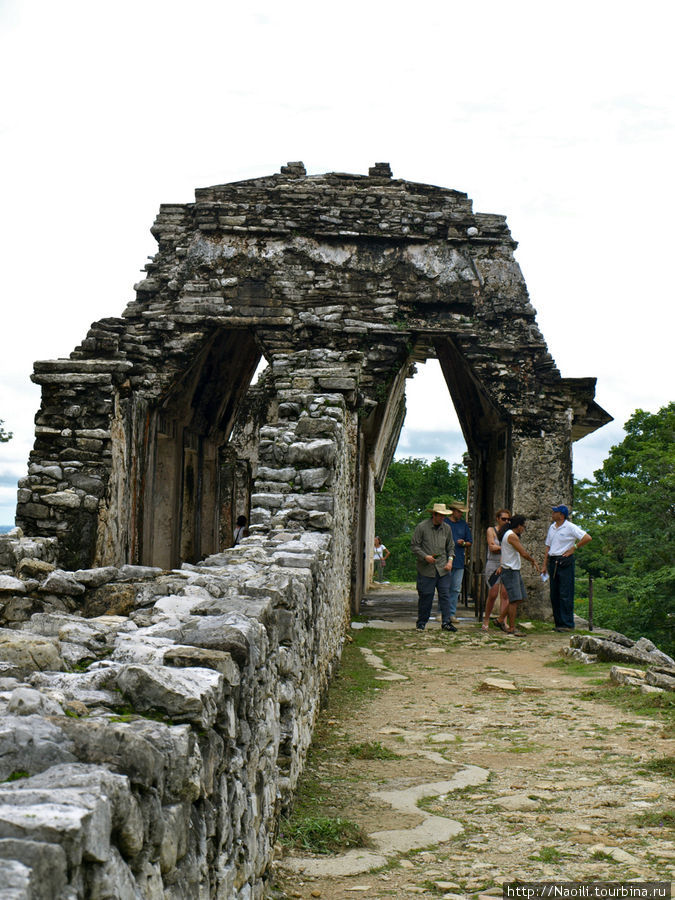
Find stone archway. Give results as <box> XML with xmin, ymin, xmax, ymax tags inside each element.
<box><xmin>18</xmin><ymin>162</ymin><xmax>610</xmax><ymax>618</ymax></box>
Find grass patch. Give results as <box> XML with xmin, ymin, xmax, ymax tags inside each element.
<box><xmin>279</xmin><ymin>815</ymin><xmax>369</xmax><ymax>854</ymax></box>
<box><xmin>633</xmin><ymin>809</ymin><xmax>675</xmax><ymax>829</ymax></box>
<box><xmin>530</xmin><ymin>846</ymin><xmax>565</xmax><ymax>863</ymax></box>
<box><xmin>591</xmin><ymin>849</ymin><xmax>616</xmax><ymax>862</ymax></box>
<box><xmin>545</xmin><ymin>658</ymin><xmax>618</xmax><ymax>678</ymax></box>
<box><xmin>347</xmin><ymin>741</ymin><xmax>402</xmax><ymax>760</ymax></box>
<box><xmin>577</xmin><ymin>683</ymin><xmax>675</xmax><ymax>731</ymax></box>
<box><xmin>637</xmin><ymin>756</ymin><xmax>675</xmax><ymax>778</ymax></box>
<box><xmin>3</xmin><ymin>771</ymin><xmax>29</xmax><ymax>782</ymax></box>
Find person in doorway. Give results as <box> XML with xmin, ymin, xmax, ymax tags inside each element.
<box><xmin>495</xmin><ymin>514</ymin><xmax>539</xmax><ymax>636</ymax></box>
<box><xmin>411</xmin><ymin>503</ymin><xmax>456</xmax><ymax>632</ymax></box>
<box><xmin>372</xmin><ymin>536</ymin><xmax>390</xmax><ymax>583</ymax></box>
<box><xmin>542</xmin><ymin>504</ymin><xmax>592</xmax><ymax>632</ymax></box>
<box><xmin>233</xmin><ymin>515</ymin><xmax>249</xmax><ymax>546</ymax></box>
<box><xmin>481</xmin><ymin>509</ymin><xmax>511</xmax><ymax>632</ymax></box>
<box><xmin>445</xmin><ymin>501</ymin><xmax>472</xmax><ymax>622</ymax></box>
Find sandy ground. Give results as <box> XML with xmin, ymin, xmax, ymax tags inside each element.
<box><xmin>271</xmin><ymin>585</ymin><xmax>674</xmax><ymax>899</ymax></box>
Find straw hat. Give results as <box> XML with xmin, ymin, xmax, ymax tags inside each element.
<box><xmin>427</xmin><ymin>502</ymin><xmax>454</xmax><ymax>515</ymax></box>
<box><xmin>448</xmin><ymin>500</ymin><xmax>468</xmax><ymax>513</ymax></box>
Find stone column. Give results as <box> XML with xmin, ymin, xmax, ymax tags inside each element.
<box><xmin>509</xmin><ymin>415</ymin><xmax>573</xmax><ymax>620</ymax></box>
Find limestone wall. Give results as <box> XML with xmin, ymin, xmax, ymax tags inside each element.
<box><xmin>0</xmin><ymin>353</ymin><xmax>357</xmax><ymax>898</ymax></box>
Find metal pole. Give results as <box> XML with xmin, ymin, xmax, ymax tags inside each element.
<box><xmin>588</xmin><ymin>574</ymin><xmax>594</xmax><ymax>631</ymax></box>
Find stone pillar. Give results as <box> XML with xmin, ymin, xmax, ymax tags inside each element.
<box><xmin>509</xmin><ymin>416</ymin><xmax>573</xmax><ymax>619</ymax></box>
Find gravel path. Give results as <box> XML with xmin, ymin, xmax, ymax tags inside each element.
<box><xmin>272</xmin><ymin>586</ymin><xmax>674</xmax><ymax>899</ymax></box>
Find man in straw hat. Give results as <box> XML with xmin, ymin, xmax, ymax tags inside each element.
<box><xmin>411</xmin><ymin>503</ymin><xmax>457</xmax><ymax>632</ymax></box>
<box><xmin>445</xmin><ymin>501</ymin><xmax>472</xmax><ymax>623</ymax></box>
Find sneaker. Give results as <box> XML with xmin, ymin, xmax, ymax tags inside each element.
<box><xmin>442</xmin><ymin>622</ymin><xmax>457</xmax><ymax>632</ymax></box>
<box><xmin>416</xmin><ymin>625</ymin><xmax>425</xmax><ymax>631</ymax></box>
<box><xmin>450</xmin><ymin>616</ymin><xmax>459</xmax><ymax>623</ymax></box>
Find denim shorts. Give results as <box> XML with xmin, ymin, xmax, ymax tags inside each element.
<box><xmin>501</xmin><ymin>568</ymin><xmax>527</xmax><ymax>602</ymax></box>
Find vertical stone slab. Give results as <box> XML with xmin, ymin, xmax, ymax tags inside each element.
<box><xmin>510</xmin><ymin>417</ymin><xmax>573</xmax><ymax>619</ymax></box>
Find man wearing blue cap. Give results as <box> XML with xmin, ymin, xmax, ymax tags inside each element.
<box><xmin>542</xmin><ymin>505</ymin><xmax>592</xmax><ymax>631</ymax></box>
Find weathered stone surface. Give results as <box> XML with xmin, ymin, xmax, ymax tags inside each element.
<box><xmin>15</xmin><ymin>557</ymin><xmax>55</xmax><ymax>580</ymax></box>
<box><xmin>609</xmin><ymin>665</ymin><xmax>646</xmax><ymax>687</ymax></box>
<box><xmin>72</xmin><ymin>566</ymin><xmax>119</xmax><ymax>587</ymax></box>
<box><xmin>0</xmin><ymin>576</ymin><xmax>26</xmax><ymax>594</ymax></box>
<box><xmin>0</xmin><ymin>629</ymin><xmax>63</xmax><ymax>673</ymax></box>
<box><xmin>0</xmin><ymin>716</ymin><xmax>77</xmax><ymax>780</ymax></box>
<box><xmin>116</xmin><ymin>664</ymin><xmax>224</xmax><ymax>729</ymax></box>
<box><xmin>0</xmin><ymin>838</ymin><xmax>68</xmax><ymax>900</ymax></box>
<box><xmin>55</xmin><ymin>719</ymin><xmax>168</xmax><ymax>792</ymax></box>
<box><xmin>169</xmin><ymin>618</ymin><xmax>252</xmax><ymax>667</ymax></box>
<box><xmin>571</xmin><ymin>631</ymin><xmax>674</xmax><ymax>668</ymax></box>
<box><xmin>7</xmin><ymin>687</ymin><xmax>64</xmax><ymax>717</ymax></box>
<box><xmin>479</xmin><ymin>678</ymin><xmax>518</xmax><ymax>692</ymax></box>
<box><xmin>83</xmin><ymin>583</ymin><xmax>138</xmax><ymax>617</ymax></box>
<box><xmin>645</xmin><ymin>668</ymin><xmax>675</xmax><ymax>691</ymax></box>
<box><xmin>163</xmin><ymin>645</ymin><xmax>240</xmax><ymax>682</ymax></box>
<box><xmin>39</xmin><ymin>570</ymin><xmax>86</xmax><ymax>596</ymax></box>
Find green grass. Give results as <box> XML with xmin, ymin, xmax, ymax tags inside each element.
<box><xmin>591</xmin><ymin>849</ymin><xmax>616</xmax><ymax>862</ymax></box>
<box><xmin>279</xmin><ymin>815</ymin><xmax>369</xmax><ymax>854</ymax></box>
<box><xmin>577</xmin><ymin>683</ymin><xmax>675</xmax><ymax>731</ymax></box>
<box><xmin>347</xmin><ymin>741</ymin><xmax>402</xmax><ymax>760</ymax></box>
<box><xmin>545</xmin><ymin>658</ymin><xmax>621</xmax><ymax>678</ymax></box>
<box><xmin>637</xmin><ymin>756</ymin><xmax>675</xmax><ymax>778</ymax></box>
<box><xmin>529</xmin><ymin>846</ymin><xmax>565</xmax><ymax>863</ymax></box>
<box><xmin>633</xmin><ymin>809</ymin><xmax>675</xmax><ymax>829</ymax></box>
<box><xmin>3</xmin><ymin>771</ymin><xmax>29</xmax><ymax>782</ymax></box>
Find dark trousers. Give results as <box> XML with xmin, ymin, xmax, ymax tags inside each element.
<box><xmin>416</xmin><ymin>572</ymin><xmax>451</xmax><ymax>628</ymax></box>
<box><xmin>548</xmin><ymin>556</ymin><xmax>576</xmax><ymax>628</ymax></box>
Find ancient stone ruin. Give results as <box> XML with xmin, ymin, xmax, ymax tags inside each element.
<box><xmin>0</xmin><ymin>164</ymin><xmax>611</xmax><ymax>897</ymax></box>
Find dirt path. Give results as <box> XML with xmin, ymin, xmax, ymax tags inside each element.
<box><xmin>272</xmin><ymin>586</ymin><xmax>674</xmax><ymax>899</ymax></box>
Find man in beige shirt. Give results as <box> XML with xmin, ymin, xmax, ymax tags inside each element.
<box><xmin>411</xmin><ymin>503</ymin><xmax>456</xmax><ymax>632</ymax></box>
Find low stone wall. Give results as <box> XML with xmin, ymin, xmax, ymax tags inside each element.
<box><xmin>0</xmin><ymin>519</ymin><xmax>349</xmax><ymax>898</ymax></box>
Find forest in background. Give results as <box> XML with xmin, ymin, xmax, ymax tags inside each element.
<box><xmin>374</xmin><ymin>457</ymin><xmax>468</xmax><ymax>583</ymax></box>
<box><xmin>375</xmin><ymin>402</ymin><xmax>674</xmax><ymax>655</ymax></box>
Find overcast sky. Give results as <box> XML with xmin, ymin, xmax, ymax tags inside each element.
<box><xmin>1</xmin><ymin>0</ymin><xmax>673</xmax><ymax>525</ymax></box>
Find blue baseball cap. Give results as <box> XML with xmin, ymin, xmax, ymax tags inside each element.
<box><xmin>552</xmin><ymin>505</ymin><xmax>569</xmax><ymax>517</ymax></box>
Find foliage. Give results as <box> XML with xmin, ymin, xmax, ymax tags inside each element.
<box><xmin>375</xmin><ymin>457</ymin><xmax>467</xmax><ymax>582</ymax></box>
<box><xmin>0</xmin><ymin>420</ymin><xmax>12</xmax><ymax>443</ymax></box>
<box><xmin>573</xmin><ymin>403</ymin><xmax>675</xmax><ymax>655</ymax></box>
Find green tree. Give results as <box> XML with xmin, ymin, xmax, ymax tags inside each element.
<box><xmin>0</xmin><ymin>420</ymin><xmax>11</xmax><ymax>443</ymax></box>
<box><xmin>574</xmin><ymin>402</ymin><xmax>675</xmax><ymax>654</ymax></box>
<box><xmin>375</xmin><ymin>457</ymin><xmax>467</xmax><ymax>582</ymax></box>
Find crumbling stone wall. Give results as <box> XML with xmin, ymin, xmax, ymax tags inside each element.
<box><xmin>3</xmin><ymin>164</ymin><xmax>611</xmax><ymax>896</ymax></box>
<box><xmin>0</xmin><ymin>349</ymin><xmax>355</xmax><ymax>897</ymax></box>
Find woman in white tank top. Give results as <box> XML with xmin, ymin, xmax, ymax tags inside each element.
<box><xmin>494</xmin><ymin>515</ymin><xmax>540</xmax><ymax>636</ymax></box>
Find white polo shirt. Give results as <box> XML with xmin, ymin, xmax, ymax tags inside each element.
<box><xmin>546</xmin><ymin>519</ymin><xmax>587</xmax><ymax>556</ymax></box>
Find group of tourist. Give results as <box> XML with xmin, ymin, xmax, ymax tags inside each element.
<box><xmin>373</xmin><ymin>502</ymin><xmax>591</xmax><ymax>634</ymax></box>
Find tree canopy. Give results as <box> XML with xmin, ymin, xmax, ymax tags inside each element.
<box><xmin>0</xmin><ymin>420</ymin><xmax>11</xmax><ymax>443</ymax></box>
<box><xmin>374</xmin><ymin>457</ymin><xmax>467</xmax><ymax>582</ymax></box>
<box><xmin>573</xmin><ymin>402</ymin><xmax>674</xmax><ymax>654</ymax></box>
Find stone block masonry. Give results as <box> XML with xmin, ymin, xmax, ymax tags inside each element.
<box><xmin>0</xmin><ymin>351</ymin><xmax>356</xmax><ymax>897</ymax></box>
